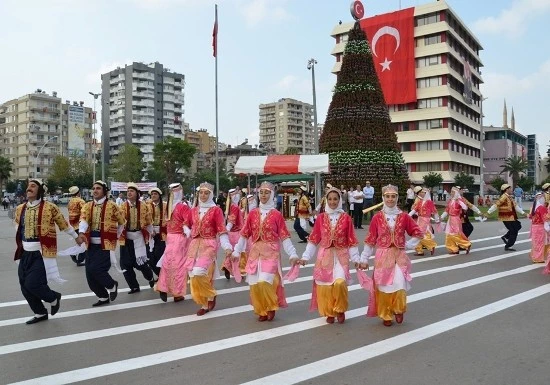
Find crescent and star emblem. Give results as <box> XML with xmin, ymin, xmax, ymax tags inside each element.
<box><xmin>371</xmin><ymin>26</ymin><xmax>401</xmax><ymax>72</ymax></box>
<box><xmin>350</xmin><ymin>0</ymin><xmax>364</xmax><ymax>20</ymax></box>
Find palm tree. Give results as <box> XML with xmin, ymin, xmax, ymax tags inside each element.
<box><xmin>0</xmin><ymin>156</ymin><xmax>14</xmax><ymax>193</ymax></box>
<box><xmin>499</xmin><ymin>156</ymin><xmax>529</xmax><ymax>187</ymax></box>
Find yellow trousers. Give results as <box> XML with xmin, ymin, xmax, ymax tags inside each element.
<box><xmin>249</xmin><ymin>274</ymin><xmax>281</xmax><ymax>316</ymax></box>
<box><xmin>376</xmin><ymin>289</ymin><xmax>406</xmax><ymax>321</ymax></box>
<box><xmin>415</xmin><ymin>232</ymin><xmax>437</xmax><ymax>254</ymax></box>
<box><xmin>189</xmin><ymin>264</ymin><xmax>217</xmax><ymax>307</ymax></box>
<box><xmin>445</xmin><ymin>233</ymin><xmax>471</xmax><ymax>253</ymax></box>
<box><xmin>239</xmin><ymin>252</ymin><xmax>248</xmax><ymax>275</ymax></box>
<box><xmin>316</xmin><ymin>278</ymin><xmax>348</xmax><ymax>317</ymax></box>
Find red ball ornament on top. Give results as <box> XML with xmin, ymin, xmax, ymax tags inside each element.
<box><xmin>350</xmin><ymin>0</ymin><xmax>365</xmax><ymax>20</ymax></box>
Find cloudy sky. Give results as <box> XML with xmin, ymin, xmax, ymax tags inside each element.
<box><xmin>1</xmin><ymin>0</ymin><xmax>549</xmax><ymax>157</ymax></box>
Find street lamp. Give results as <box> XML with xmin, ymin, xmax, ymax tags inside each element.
<box><xmin>34</xmin><ymin>135</ymin><xmax>58</xmax><ymax>178</ymax></box>
<box><xmin>307</xmin><ymin>58</ymin><xmax>321</xmax><ymax>206</ymax></box>
<box><xmin>89</xmin><ymin>91</ymin><xmax>101</xmax><ymax>183</ymax></box>
<box><xmin>479</xmin><ymin>96</ymin><xmax>488</xmax><ymax>196</ymax></box>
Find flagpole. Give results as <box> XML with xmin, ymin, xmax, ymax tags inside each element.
<box><xmin>214</xmin><ymin>4</ymin><xmax>220</xmax><ymax>197</ymax></box>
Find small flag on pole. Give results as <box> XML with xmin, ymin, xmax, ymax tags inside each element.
<box><xmin>212</xmin><ymin>5</ymin><xmax>218</xmax><ymax>57</ymax></box>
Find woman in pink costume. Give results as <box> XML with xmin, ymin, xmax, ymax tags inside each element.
<box><xmin>296</xmin><ymin>187</ymin><xmax>360</xmax><ymax>324</ymax></box>
<box><xmin>360</xmin><ymin>184</ymin><xmax>423</xmax><ymax>327</ymax></box>
<box><xmin>156</xmin><ymin>183</ymin><xmax>190</xmax><ymax>303</ymax></box>
<box><xmin>232</xmin><ymin>181</ymin><xmax>299</xmax><ymax>322</ymax></box>
<box><xmin>222</xmin><ymin>187</ymin><xmax>245</xmax><ymax>279</ymax></box>
<box><xmin>184</xmin><ymin>182</ymin><xmax>232</xmax><ymax>316</ymax></box>
<box><xmin>530</xmin><ymin>192</ymin><xmax>550</xmax><ymax>264</ymax></box>
<box><xmin>440</xmin><ymin>187</ymin><xmax>473</xmax><ymax>255</ymax></box>
<box><xmin>408</xmin><ymin>186</ymin><xmax>439</xmax><ymax>256</ymax></box>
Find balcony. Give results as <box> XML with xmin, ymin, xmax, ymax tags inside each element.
<box><xmin>132</xmin><ymin>72</ymin><xmax>154</xmax><ymax>81</ymax></box>
<box><xmin>110</xmin><ymin>75</ymin><xmax>125</xmax><ymax>84</ymax></box>
<box><xmin>133</xmin><ymin>81</ymin><xmax>154</xmax><ymax>90</ymax></box>
<box><xmin>132</xmin><ymin>91</ymin><xmax>154</xmax><ymax>98</ymax></box>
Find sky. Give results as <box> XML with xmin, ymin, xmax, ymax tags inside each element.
<box><xmin>1</xmin><ymin>0</ymin><xmax>549</xmax><ymax>158</ymax></box>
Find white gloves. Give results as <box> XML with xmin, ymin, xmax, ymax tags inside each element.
<box><xmin>136</xmin><ymin>254</ymin><xmax>149</xmax><ymax>266</ymax></box>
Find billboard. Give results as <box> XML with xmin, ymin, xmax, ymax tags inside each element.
<box><xmin>110</xmin><ymin>181</ymin><xmax>158</xmax><ymax>192</ymax></box>
<box><xmin>68</xmin><ymin>105</ymin><xmax>86</xmax><ymax>156</ymax></box>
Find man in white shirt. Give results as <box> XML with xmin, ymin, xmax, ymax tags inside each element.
<box><xmin>405</xmin><ymin>184</ymin><xmax>415</xmax><ymax>212</ymax></box>
<box><xmin>350</xmin><ymin>185</ymin><xmax>364</xmax><ymax>229</ymax></box>
<box><xmin>362</xmin><ymin>181</ymin><xmax>375</xmax><ymax>221</ymax></box>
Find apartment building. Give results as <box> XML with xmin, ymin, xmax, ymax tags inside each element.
<box><xmin>527</xmin><ymin>134</ymin><xmax>542</xmax><ymax>185</ymax></box>
<box><xmin>101</xmin><ymin>62</ymin><xmax>185</xmax><ymax>166</ymax></box>
<box><xmin>331</xmin><ymin>0</ymin><xmax>484</xmax><ymax>189</ymax></box>
<box><xmin>0</xmin><ymin>90</ymin><xmax>93</xmax><ymax>180</ymax></box>
<box><xmin>259</xmin><ymin>98</ymin><xmax>315</xmax><ymax>155</ymax></box>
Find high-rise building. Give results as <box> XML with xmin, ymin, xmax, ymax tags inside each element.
<box><xmin>331</xmin><ymin>1</ymin><xmax>484</xmax><ymax>189</ymax></box>
<box><xmin>259</xmin><ymin>98</ymin><xmax>315</xmax><ymax>155</ymax></box>
<box><xmin>0</xmin><ymin>90</ymin><xmax>93</xmax><ymax>180</ymax></box>
<box><xmin>101</xmin><ymin>62</ymin><xmax>185</xmax><ymax>167</ymax></box>
<box><xmin>527</xmin><ymin>134</ymin><xmax>541</xmax><ymax>185</ymax></box>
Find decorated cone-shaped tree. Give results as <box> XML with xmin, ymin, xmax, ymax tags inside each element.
<box><xmin>320</xmin><ymin>19</ymin><xmax>410</xmax><ymax>203</ymax></box>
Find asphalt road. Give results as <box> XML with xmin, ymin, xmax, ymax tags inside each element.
<box><xmin>0</xmin><ymin>206</ymin><xmax>548</xmax><ymax>385</ymax></box>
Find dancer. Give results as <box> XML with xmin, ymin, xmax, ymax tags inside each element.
<box><xmin>222</xmin><ymin>187</ymin><xmax>245</xmax><ymax>279</ymax></box>
<box><xmin>146</xmin><ymin>187</ymin><xmax>167</xmax><ymax>278</ymax></box>
<box><xmin>528</xmin><ymin>192</ymin><xmax>548</xmax><ymax>263</ymax></box>
<box><xmin>294</xmin><ymin>186</ymin><xmax>311</xmax><ymax>242</ymax></box>
<box><xmin>14</xmin><ymin>179</ymin><xmax>79</xmax><ymax>324</ymax></box>
<box><xmin>440</xmin><ymin>187</ymin><xmax>473</xmax><ymax>255</ymax></box>
<box><xmin>408</xmin><ymin>186</ymin><xmax>438</xmax><ymax>256</ymax></box>
<box><xmin>360</xmin><ymin>184</ymin><xmax>423</xmax><ymax>327</ymax></box>
<box><xmin>67</xmin><ymin>185</ymin><xmax>87</xmax><ymax>266</ymax></box>
<box><xmin>486</xmin><ymin>184</ymin><xmax>526</xmax><ymax>251</ymax></box>
<box><xmin>297</xmin><ymin>187</ymin><xmax>359</xmax><ymax>324</ymax></box>
<box><xmin>232</xmin><ymin>181</ymin><xmax>299</xmax><ymax>321</ymax></box>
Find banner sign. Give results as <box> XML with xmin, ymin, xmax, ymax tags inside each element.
<box><xmin>110</xmin><ymin>182</ymin><xmax>158</xmax><ymax>192</ymax></box>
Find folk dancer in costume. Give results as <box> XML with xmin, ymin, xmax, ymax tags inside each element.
<box><xmin>456</xmin><ymin>186</ymin><xmax>482</xmax><ymax>238</ymax></box>
<box><xmin>118</xmin><ymin>183</ymin><xmax>156</xmax><ymax>293</ymax></box>
<box><xmin>408</xmin><ymin>186</ymin><xmax>439</xmax><ymax>256</ymax></box>
<box><xmin>237</xmin><ymin>192</ymin><xmax>257</xmax><ymax>275</ymax></box>
<box><xmin>67</xmin><ymin>185</ymin><xmax>87</xmax><ymax>266</ymax></box>
<box><xmin>485</xmin><ymin>184</ymin><xmax>526</xmax><ymax>251</ymax></box>
<box><xmin>232</xmin><ymin>181</ymin><xmax>299</xmax><ymax>322</ymax></box>
<box><xmin>542</xmin><ymin>182</ymin><xmax>550</xmax><ymax>207</ymax></box>
<box><xmin>440</xmin><ymin>187</ymin><xmax>473</xmax><ymax>255</ymax></box>
<box><xmin>529</xmin><ymin>192</ymin><xmax>550</xmax><ymax>264</ymax></box>
<box><xmin>359</xmin><ymin>184</ymin><xmax>423</xmax><ymax>327</ymax></box>
<box><xmin>222</xmin><ymin>187</ymin><xmax>245</xmax><ymax>280</ymax></box>
<box><xmin>294</xmin><ymin>186</ymin><xmax>311</xmax><ymax>243</ymax></box>
<box><xmin>77</xmin><ymin>180</ymin><xmax>124</xmax><ymax>307</ymax></box>
<box><xmin>146</xmin><ymin>187</ymin><xmax>167</xmax><ymax>278</ymax></box>
<box><xmin>14</xmin><ymin>179</ymin><xmax>79</xmax><ymax>324</ymax></box>
<box><xmin>296</xmin><ymin>187</ymin><xmax>359</xmax><ymax>324</ymax></box>
<box><xmin>156</xmin><ymin>183</ymin><xmax>191</xmax><ymax>303</ymax></box>
<box><xmin>184</xmin><ymin>182</ymin><xmax>232</xmax><ymax>316</ymax></box>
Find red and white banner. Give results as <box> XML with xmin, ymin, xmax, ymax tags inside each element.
<box><xmin>234</xmin><ymin>155</ymin><xmax>329</xmax><ymax>175</ymax></box>
<box><xmin>360</xmin><ymin>7</ymin><xmax>416</xmax><ymax>105</ymax></box>
<box><xmin>110</xmin><ymin>182</ymin><xmax>158</xmax><ymax>192</ymax></box>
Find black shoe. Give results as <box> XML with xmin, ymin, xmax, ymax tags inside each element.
<box><xmin>51</xmin><ymin>292</ymin><xmax>61</xmax><ymax>316</ymax></box>
<box><xmin>109</xmin><ymin>281</ymin><xmax>118</xmax><ymax>302</ymax></box>
<box><xmin>160</xmin><ymin>291</ymin><xmax>168</xmax><ymax>302</ymax></box>
<box><xmin>149</xmin><ymin>279</ymin><xmax>156</xmax><ymax>288</ymax></box>
<box><xmin>358</xmin><ymin>226</ymin><xmax>364</xmax><ymax>229</ymax></box>
<box><xmin>128</xmin><ymin>287</ymin><xmax>140</xmax><ymax>294</ymax></box>
<box><xmin>76</xmin><ymin>261</ymin><xmax>85</xmax><ymax>267</ymax></box>
<box><xmin>501</xmin><ymin>236</ymin><xmax>508</xmax><ymax>244</ymax></box>
<box><xmin>223</xmin><ymin>267</ymin><xmax>231</xmax><ymax>280</ymax></box>
<box><xmin>92</xmin><ymin>299</ymin><xmax>110</xmax><ymax>307</ymax></box>
<box><xmin>70</xmin><ymin>255</ymin><xmax>77</xmax><ymax>263</ymax></box>
<box><xmin>504</xmin><ymin>247</ymin><xmax>516</xmax><ymax>251</ymax></box>
<box><xmin>26</xmin><ymin>314</ymin><xmax>48</xmax><ymax>324</ymax></box>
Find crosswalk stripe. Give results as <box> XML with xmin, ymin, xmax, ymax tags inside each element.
<box><xmin>6</xmin><ymin>264</ymin><xmax>543</xmax><ymax>385</ymax></box>
<box><xmin>0</xmin><ymin>250</ymin><xmax>535</xmax><ymax>356</ymax></box>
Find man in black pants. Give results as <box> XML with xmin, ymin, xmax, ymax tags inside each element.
<box><xmin>485</xmin><ymin>184</ymin><xmax>526</xmax><ymax>251</ymax></box>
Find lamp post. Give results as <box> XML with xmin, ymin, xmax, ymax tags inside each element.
<box><xmin>307</xmin><ymin>58</ymin><xmax>321</xmax><ymax>205</ymax></box>
<box><xmin>89</xmin><ymin>92</ymin><xmax>101</xmax><ymax>183</ymax></box>
<box><xmin>34</xmin><ymin>135</ymin><xmax>58</xmax><ymax>178</ymax></box>
<box><xmin>479</xmin><ymin>96</ymin><xmax>488</xmax><ymax>196</ymax></box>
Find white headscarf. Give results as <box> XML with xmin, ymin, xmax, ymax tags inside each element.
<box><xmin>534</xmin><ymin>193</ymin><xmax>545</xmax><ymax>210</ymax></box>
<box><xmin>381</xmin><ymin>185</ymin><xmax>402</xmax><ymax>215</ymax></box>
<box><xmin>451</xmin><ymin>187</ymin><xmax>461</xmax><ymax>200</ymax></box>
<box><xmin>324</xmin><ymin>188</ymin><xmax>344</xmax><ymax>215</ymax></box>
<box><xmin>421</xmin><ymin>188</ymin><xmax>432</xmax><ymax>202</ymax></box>
<box><xmin>259</xmin><ymin>188</ymin><xmax>276</xmax><ymax>211</ymax></box>
<box><xmin>198</xmin><ymin>188</ymin><xmax>216</xmax><ymax>209</ymax></box>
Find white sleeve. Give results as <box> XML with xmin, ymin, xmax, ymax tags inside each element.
<box><xmin>232</xmin><ymin>236</ymin><xmax>247</xmax><ymax>256</ymax></box>
<box><xmin>146</xmin><ymin>224</ymin><xmax>154</xmax><ymax>234</ymax></box>
<box><xmin>226</xmin><ymin>222</ymin><xmax>233</xmax><ymax>231</ymax></box>
<box><xmin>349</xmin><ymin>246</ymin><xmax>360</xmax><ymax>263</ymax></box>
<box><xmin>78</xmin><ymin>220</ymin><xmax>89</xmax><ymax>234</ymax></box>
<box><xmin>433</xmin><ymin>213</ymin><xmax>440</xmax><ymax>222</ymax></box>
<box><xmin>487</xmin><ymin>204</ymin><xmax>497</xmax><ymax>214</ymax></box>
<box><xmin>219</xmin><ymin>233</ymin><xmax>232</xmax><ymax>251</ymax></box>
<box><xmin>299</xmin><ymin>218</ymin><xmax>308</xmax><ymax>230</ymax></box>
<box><xmin>282</xmin><ymin>238</ymin><xmax>298</xmax><ymax>258</ymax></box>
<box><xmin>458</xmin><ymin>200</ymin><xmax>468</xmax><ymax>210</ymax></box>
<box><xmin>183</xmin><ymin>225</ymin><xmax>191</xmax><ymax>238</ymax></box>
<box><xmin>64</xmin><ymin>227</ymin><xmax>78</xmax><ymax>239</ymax></box>
<box><xmin>301</xmin><ymin>242</ymin><xmax>317</xmax><ymax>261</ymax></box>
<box><xmin>440</xmin><ymin>212</ymin><xmax>448</xmax><ymax>221</ymax></box>
<box><xmin>544</xmin><ymin>221</ymin><xmax>550</xmax><ymax>233</ymax></box>
<box><xmin>471</xmin><ymin>205</ymin><xmax>481</xmax><ymax>215</ymax></box>
<box><xmin>360</xmin><ymin>244</ymin><xmax>374</xmax><ymax>263</ymax></box>
<box><xmin>405</xmin><ymin>237</ymin><xmax>421</xmax><ymax>250</ymax></box>
<box><xmin>408</xmin><ymin>209</ymin><xmax>417</xmax><ymax>217</ymax></box>
<box><xmin>515</xmin><ymin>205</ymin><xmax>525</xmax><ymax>215</ymax></box>
<box><xmin>117</xmin><ymin>224</ymin><xmax>125</xmax><ymax>238</ymax></box>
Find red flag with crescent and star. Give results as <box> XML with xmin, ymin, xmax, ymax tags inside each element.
<box><xmin>360</xmin><ymin>7</ymin><xmax>416</xmax><ymax>105</ymax></box>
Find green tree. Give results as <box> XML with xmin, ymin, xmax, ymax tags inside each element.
<box><xmin>149</xmin><ymin>137</ymin><xmax>196</xmax><ymax>188</ymax></box>
<box><xmin>489</xmin><ymin>176</ymin><xmax>507</xmax><ymax>193</ymax></box>
<box><xmin>110</xmin><ymin>144</ymin><xmax>145</xmax><ymax>182</ymax></box>
<box><xmin>70</xmin><ymin>157</ymin><xmax>93</xmax><ymax>188</ymax></box>
<box><xmin>48</xmin><ymin>156</ymin><xmax>72</xmax><ymax>191</ymax></box>
<box><xmin>454</xmin><ymin>171</ymin><xmax>475</xmax><ymax>190</ymax></box>
<box><xmin>499</xmin><ymin>156</ymin><xmax>529</xmax><ymax>187</ymax></box>
<box><xmin>546</xmin><ymin>143</ymin><xmax>550</xmax><ymax>173</ymax></box>
<box><xmin>422</xmin><ymin>172</ymin><xmax>443</xmax><ymax>190</ymax></box>
<box><xmin>516</xmin><ymin>175</ymin><xmax>534</xmax><ymax>192</ymax></box>
<box><xmin>284</xmin><ymin>147</ymin><xmax>300</xmax><ymax>155</ymax></box>
<box><xmin>5</xmin><ymin>180</ymin><xmax>17</xmax><ymax>193</ymax></box>
<box><xmin>0</xmin><ymin>156</ymin><xmax>14</xmax><ymax>192</ymax></box>
<box><xmin>319</xmin><ymin>22</ymin><xmax>409</xmax><ymax>202</ymax></box>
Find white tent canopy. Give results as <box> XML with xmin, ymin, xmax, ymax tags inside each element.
<box><xmin>234</xmin><ymin>154</ymin><xmax>329</xmax><ymax>175</ymax></box>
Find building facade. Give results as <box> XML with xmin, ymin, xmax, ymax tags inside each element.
<box><xmin>101</xmin><ymin>62</ymin><xmax>185</xmax><ymax>167</ymax></box>
<box><xmin>205</xmin><ymin>143</ymin><xmax>266</xmax><ymax>174</ymax></box>
<box><xmin>331</xmin><ymin>1</ymin><xmax>484</xmax><ymax>189</ymax></box>
<box><xmin>259</xmin><ymin>98</ymin><xmax>315</xmax><ymax>155</ymax></box>
<box><xmin>184</xmin><ymin>126</ymin><xmax>218</xmax><ymax>174</ymax></box>
<box><xmin>527</xmin><ymin>134</ymin><xmax>542</xmax><ymax>185</ymax></box>
<box><xmin>0</xmin><ymin>90</ymin><xmax>93</xmax><ymax>180</ymax></box>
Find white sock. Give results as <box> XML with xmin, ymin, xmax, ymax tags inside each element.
<box><xmin>51</xmin><ymin>299</ymin><xmax>58</xmax><ymax>306</ymax></box>
<box><xmin>108</xmin><ymin>285</ymin><xmax>117</xmax><ymax>293</ymax></box>
<box><xmin>35</xmin><ymin>313</ymin><xmax>46</xmax><ymax>318</ymax></box>
<box><xmin>98</xmin><ymin>297</ymin><xmax>108</xmax><ymax>301</ymax></box>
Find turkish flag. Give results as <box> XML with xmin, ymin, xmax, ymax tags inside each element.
<box><xmin>360</xmin><ymin>7</ymin><xmax>416</xmax><ymax>105</ymax></box>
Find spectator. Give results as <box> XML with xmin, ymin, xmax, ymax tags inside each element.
<box><xmin>513</xmin><ymin>185</ymin><xmax>523</xmax><ymax>206</ymax></box>
<box><xmin>437</xmin><ymin>188</ymin><xmax>443</xmax><ymax>201</ymax></box>
<box><xmin>443</xmin><ymin>189</ymin><xmax>448</xmax><ymax>201</ymax></box>
<box><xmin>484</xmin><ymin>195</ymin><xmax>492</xmax><ymax>206</ymax></box>
<box><xmin>405</xmin><ymin>184</ymin><xmax>415</xmax><ymax>212</ymax></box>
<box><xmin>477</xmin><ymin>195</ymin><xmax>484</xmax><ymax>206</ymax></box>
<box><xmin>362</xmin><ymin>181</ymin><xmax>375</xmax><ymax>221</ymax></box>
<box><xmin>2</xmin><ymin>196</ymin><xmax>9</xmax><ymax>210</ymax></box>
<box><xmin>340</xmin><ymin>185</ymin><xmax>349</xmax><ymax>213</ymax></box>
<box><xmin>350</xmin><ymin>184</ymin><xmax>364</xmax><ymax>229</ymax></box>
